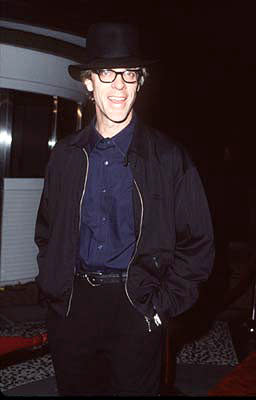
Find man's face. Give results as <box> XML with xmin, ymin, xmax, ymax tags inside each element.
<box><xmin>84</xmin><ymin>68</ymin><xmax>141</xmax><ymax>126</ymax></box>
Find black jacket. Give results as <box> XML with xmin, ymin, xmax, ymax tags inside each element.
<box><xmin>35</xmin><ymin>117</ymin><xmax>215</xmax><ymax>325</ymax></box>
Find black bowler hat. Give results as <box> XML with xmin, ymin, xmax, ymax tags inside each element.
<box><xmin>68</xmin><ymin>22</ymin><xmax>157</xmax><ymax>81</ymax></box>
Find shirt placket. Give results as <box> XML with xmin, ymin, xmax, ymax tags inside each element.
<box><xmin>96</xmin><ymin>143</ymin><xmax>112</xmax><ymax>261</ymax></box>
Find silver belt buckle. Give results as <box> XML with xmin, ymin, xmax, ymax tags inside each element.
<box><xmin>86</xmin><ymin>272</ymin><xmax>102</xmax><ymax>287</ymax></box>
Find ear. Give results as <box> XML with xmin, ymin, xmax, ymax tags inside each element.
<box><xmin>136</xmin><ymin>75</ymin><xmax>144</xmax><ymax>92</ymax></box>
<box><xmin>84</xmin><ymin>78</ymin><xmax>94</xmax><ymax>92</ymax></box>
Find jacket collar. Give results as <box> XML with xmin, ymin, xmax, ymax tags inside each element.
<box><xmin>67</xmin><ymin>113</ymin><xmax>150</xmax><ymax>161</ymax></box>
<box><xmin>128</xmin><ymin>117</ymin><xmax>149</xmax><ymax>161</ymax></box>
<box><xmin>67</xmin><ymin>121</ymin><xmax>93</xmax><ymax>149</ymax></box>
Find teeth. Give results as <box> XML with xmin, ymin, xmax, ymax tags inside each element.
<box><xmin>109</xmin><ymin>96</ymin><xmax>126</xmax><ymax>100</ymax></box>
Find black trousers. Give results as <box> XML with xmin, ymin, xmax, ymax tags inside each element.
<box><xmin>46</xmin><ymin>278</ymin><xmax>165</xmax><ymax>396</ymax></box>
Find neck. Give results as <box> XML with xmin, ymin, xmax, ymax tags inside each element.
<box><xmin>95</xmin><ymin>111</ymin><xmax>133</xmax><ymax>138</ymax></box>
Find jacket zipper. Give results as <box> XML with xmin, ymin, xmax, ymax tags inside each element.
<box><xmin>124</xmin><ymin>179</ymin><xmax>153</xmax><ymax>332</ymax></box>
<box><xmin>66</xmin><ymin>148</ymin><xmax>89</xmax><ymax>317</ymax></box>
<box><xmin>145</xmin><ymin>316</ymin><xmax>152</xmax><ymax>332</ymax></box>
<box><xmin>153</xmin><ymin>255</ymin><xmax>159</xmax><ymax>268</ymax></box>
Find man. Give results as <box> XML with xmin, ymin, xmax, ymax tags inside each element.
<box><xmin>35</xmin><ymin>22</ymin><xmax>215</xmax><ymax>396</ymax></box>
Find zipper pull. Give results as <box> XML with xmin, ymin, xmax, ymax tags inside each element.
<box><xmin>153</xmin><ymin>256</ymin><xmax>160</xmax><ymax>269</ymax></box>
<box><xmin>154</xmin><ymin>313</ymin><xmax>162</xmax><ymax>326</ymax></box>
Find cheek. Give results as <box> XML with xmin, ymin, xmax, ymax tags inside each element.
<box><xmin>128</xmin><ymin>89</ymin><xmax>138</xmax><ymax>104</ymax></box>
<box><xmin>93</xmin><ymin>88</ymin><xmax>105</xmax><ymax>106</ymax></box>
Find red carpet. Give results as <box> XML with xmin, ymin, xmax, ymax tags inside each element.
<box><xmin>208</xmin><ymin>351</ymin><xmax>256</xmax><ymax>396</ymax></box>
<box><xmin>0</xmin><ymin>333</ymin><xmax>48</xmax><ymax>356</ymax></box>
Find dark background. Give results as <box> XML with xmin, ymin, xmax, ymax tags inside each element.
<box><xmin>1</xmin><ymin>1</ymin><xmax>255</xmax><ymax>152</ymax></box>
<box><xmin>1</xmin><ymin>0</ymin><xmax>256</xmax><ymax>246</ymax></box>
<box><xmin>1</xmin><ymin>1</ymin><xmax>255</xmax><ymax>163</ymax></box>
<box><xmin>1</xmin><ymin>1</ymin><xmax>256</xmax><ymax>341</ymax></box>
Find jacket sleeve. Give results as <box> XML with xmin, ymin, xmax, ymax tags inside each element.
<box><xmin>171</xmin><ymin>164</ymin><xmax>214</xmax><ymax>312</ymax></box>
<box><xmin>152</xmin><ymin>155</ymin><xmax>215</xmax><ymax>319</ymax></box>
<box><xmin>34</xmin><ymin>156</ymin><xmax>52</xmax><ymax>262</ymax></box>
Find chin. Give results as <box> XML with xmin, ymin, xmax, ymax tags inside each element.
<box><xmin>109</xmin><ymin>116</ymin><xmax>130</xmax><ymax>123</ymax></box>
<box><xmin>107</xmin><ymin>109</ymin><xmax>133</xmax><ymax>124</ymax></box>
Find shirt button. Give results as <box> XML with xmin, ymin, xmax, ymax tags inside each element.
<box><xmin>102</xmin><ymin>217</ymin><xmax>106</xmax><ymax>222</ymax></box>
<box><xmin>102</xmin><ymin>188</ymin><xmax>106</xmax><ymax>193</ymax></box>
<box><xmin>104</xmin><ymin>160</ymin><xmax>109</xmax><ymax>166</ymax></box>
<box><xmin>97</xmin><ymin>244</ymin><xmax>103</xmax><ymax>250</ymax></box>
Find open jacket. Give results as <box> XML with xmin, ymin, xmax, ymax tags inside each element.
<box><xmin>35</xmin><ymin>117</ymin><xmax>215</xmax><ymax>329</ymax></box>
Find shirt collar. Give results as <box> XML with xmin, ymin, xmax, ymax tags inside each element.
<box><xmin>87</xmin><ymin>113</ymin><xmax>136</xmax><ymax>155</ymax></box>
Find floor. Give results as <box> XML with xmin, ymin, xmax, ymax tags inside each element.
<box><xmin>1</xmin><ymin>301</ymin><xmax>255</xmax><ymax>397</ymax></box>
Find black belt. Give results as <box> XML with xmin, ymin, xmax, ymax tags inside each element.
<box><xmin>75</xmin><ymin>270</ymin><xmax>127</xmax><ymax>286</ymax></box>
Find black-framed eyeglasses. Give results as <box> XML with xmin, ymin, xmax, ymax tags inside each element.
<box><xmin>93</xmin><ymin>69</ymin><xmax>142</xmax><ymax>83</ymax></box>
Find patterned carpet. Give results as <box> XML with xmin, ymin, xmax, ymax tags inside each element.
<box><xmin>176</xmin><ymin>320</ymin><xmax>239</xmax><ymax>366</ymax></box>
<box><xmin>0</xmin><ymin>320</ymin><xmax>238</xmax><ymax>392</ymax></box>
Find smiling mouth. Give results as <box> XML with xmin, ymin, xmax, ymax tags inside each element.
<box><xmin>108</xmin><ymin>96</ymin><xmax>126</xmax><ymax>103</ymax></box>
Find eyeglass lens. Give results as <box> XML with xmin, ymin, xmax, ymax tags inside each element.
<box><xmin>97</xmin><ymin>69</ymin><xmax>140</xmax><ymax>83</ymax></box>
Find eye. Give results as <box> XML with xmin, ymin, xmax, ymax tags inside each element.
<box><xmin>125</xmin><ymin>70</ymin><xmax>136</xmax><ymax>79</ymax></box>
<box><xmin>101</xmin><ymin>69</ymin><xmax>112</xmax><ymax>77</ymax></box>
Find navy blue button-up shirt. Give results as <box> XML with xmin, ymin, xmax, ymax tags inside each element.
<box><xmin>79</xmin><ymin>116</ymin><xmax>136</xmax><ymax>272</ymax></box>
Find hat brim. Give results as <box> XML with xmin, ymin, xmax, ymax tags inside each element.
<box><xmin>68</xmin><ymin>57</ymin><xmax>158</xmax><ymax>81</ymax></box>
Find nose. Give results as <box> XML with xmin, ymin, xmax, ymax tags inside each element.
<box><xmin>111</xmin><ymin>73</ymin><xmax>125</xmax><ymax>89</ymax></box>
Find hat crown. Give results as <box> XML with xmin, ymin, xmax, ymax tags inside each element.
<box><xmin>85</xmin><ymin>22</ymin><xmax>141</xmax><ymax>61</ymax></box>
<box><xmin>68</xmin><ymin>22</ymin><xmax>157</xmax><ymax>81</ymax></box>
